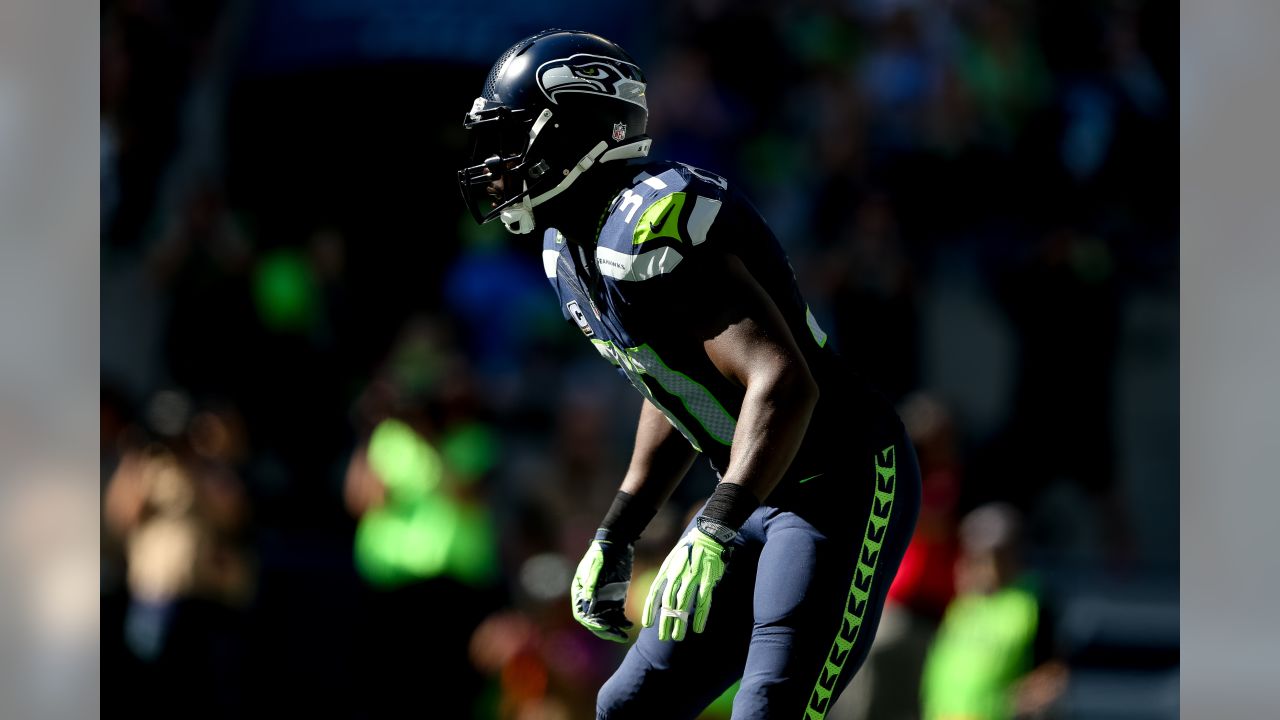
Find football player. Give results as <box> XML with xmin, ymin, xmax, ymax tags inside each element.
<box><xmin>457</xmin><ymin>29</ymin><xmax>921</xmax><ymax>720</ymax></box>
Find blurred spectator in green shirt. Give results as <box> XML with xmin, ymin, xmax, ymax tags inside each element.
<box><xmin>921</xmin><ymin>503</ymin><xmax>1067</xmax><ymax>720</ymax></box>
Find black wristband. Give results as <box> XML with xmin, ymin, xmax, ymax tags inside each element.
<box><xmin>598</xmin><ymin>491</ymin><xmax>657</xmax><ymax>545</ymax></box>
<box><xmin>700</xmin><ymin>482</ymin><xmax>760</xmax><ymax>533</ymax></box>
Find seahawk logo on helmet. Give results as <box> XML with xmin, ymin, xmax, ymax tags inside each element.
<box><xmin>537</xmin><ymin>54</ymin><xmax>647</xmax><ymax>110</ymax></box>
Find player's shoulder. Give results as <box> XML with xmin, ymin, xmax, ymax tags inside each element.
<box><xmin>629</xmin><ymin>160</ymin><xmax>730</xmax><ymax>198</ymax></box>
<box><xmin>594</xmin><ymin>161</ymin><xmax>733</xmax><ymax>281</ymax></box>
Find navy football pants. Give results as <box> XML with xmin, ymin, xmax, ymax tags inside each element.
<box><xmin>597</xmin><ymin>435</ymin><xmax>921</xmax><ymax>720</ymax></box>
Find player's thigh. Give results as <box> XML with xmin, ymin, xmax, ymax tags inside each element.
<box><xmin>735</xmin><ymin>444</ymin><xmax>921</xmax><ymax>718</ymax></box>
<box><xmin>731</xmin><ymin>517</ymin><xmax>853</xmax><ymax>717</ymax></box>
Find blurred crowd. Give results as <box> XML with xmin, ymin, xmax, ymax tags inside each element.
<box><xmin>101</xmin><ymin>0</ymin><xmax>1176</xmax><ymax>718</ymax></box>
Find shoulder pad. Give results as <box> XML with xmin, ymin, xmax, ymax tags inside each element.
<box><xmin>594</xmin><ymin>164</ymin><xmax>727</xmax><ymax>281</ymax></box>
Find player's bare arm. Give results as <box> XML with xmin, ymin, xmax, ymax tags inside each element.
<box><xmin>570</xmin><ymin>397</ymin><xmax>698</xmax><ymax>644</ymax></box>
<box><xmin>618</xmin><ymin>399</ymin><xmax>699</xmax><ymax>507</ymax></box>
<box><xmin>636</xmin><ymin>252</ymin><xmax>822</xmax><ymax>643</ymax></box>
<box><xmin>695</xmin><ymin>253</ymin><xmax>819</xmax><ymax>504</ymax></box>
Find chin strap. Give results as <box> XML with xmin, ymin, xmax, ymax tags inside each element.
<box><xmin>499</xmin><ymin>136</ymin><xmax>651</xmax><ymax>235</ymax></box>
<box><xmin>500</xmin><ymin>194</ymin><xmax>537</xmax><ymax>234</ymax></box>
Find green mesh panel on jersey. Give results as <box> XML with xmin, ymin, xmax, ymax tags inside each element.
<box><xmin>591</xmin><ymin>338</ymin><xmax>703</xmax><ymax>451</ymax></box>
<box><xmin>591</xmin><ymin>339</ymin><xmax>739</xmax><ymax>450</ymax></box>
<box><xmin>628</xmin><ymin>344</ymin><xmax>736</xmax><ymax>445</ymax></box>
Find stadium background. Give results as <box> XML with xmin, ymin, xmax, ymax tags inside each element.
<box><xmin>99</xmin><ymin>1</ymin><xmax>1177</xmax><ymax>718</ymax></box>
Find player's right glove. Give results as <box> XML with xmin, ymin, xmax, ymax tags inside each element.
<box><xmin>571</xmin><ymin>529</ymin><xmax>635</xmax><ymax>643</ymax></box>
<box><xmin>642</xmin><ymin>521</ymin><xmax>732</xmax><ymax>642</ymax></box>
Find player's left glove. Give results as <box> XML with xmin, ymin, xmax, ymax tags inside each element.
<box><xmin>642</xmin><ymin>520</ymin><xmax>734</xmax><ymax>642</ymax></box>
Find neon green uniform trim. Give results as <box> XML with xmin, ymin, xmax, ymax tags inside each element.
<box><xmin>804</xmin><ymin>445</ymin><xmax>897</xmax><ymax>720</ymax></box>
<box><xmin>633</xmin><ymin>192</ymin><xmax>687</xmax><ymax>245</ymax></box>
<box><xmin>590</xmin><ymin>339</ymin><xmax>738</xmax><ymax>449</ymax></box>
<box><xmin>627</xmin><ymin>343</ymin><xmax>737</xmax><ymax>445</ymax></box>
<box><xmin>591</xmin><ymin>338</ymin><xmax>704</xmax><ymax>452</ymax></box>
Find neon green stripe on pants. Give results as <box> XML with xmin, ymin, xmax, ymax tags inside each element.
<box><xmin>804</xmin><ymin>445</ymin><xmax>897</xmax><ymax>720</ymax></box>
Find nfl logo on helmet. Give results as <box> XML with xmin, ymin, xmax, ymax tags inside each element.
<box><xmin>612</xmin><ymin>122</ymin><xmax>627</xmax><ymax>142</ymax></box>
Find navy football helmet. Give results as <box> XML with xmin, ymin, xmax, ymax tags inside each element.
<box><xmin>457</xmin><ymin>30</ymin><xmax>651</xmax><ymax>234</ymax></box>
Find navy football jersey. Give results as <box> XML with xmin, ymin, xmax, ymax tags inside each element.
<box><xmin>542</xmin><ymin>161</ymin><xmax>897</xmax><ymax>482</ymax></box>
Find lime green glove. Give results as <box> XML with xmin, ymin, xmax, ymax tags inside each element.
<box><xmin>642</xmin><ymin>525</ymin><xmax>732</xmax><ymax>641</ymax></box>
<box><xmin>571</xmin><ymin>531</ymin><xmax>635</xmax><ymax>643</ymax></box>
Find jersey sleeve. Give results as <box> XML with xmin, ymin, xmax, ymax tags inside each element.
<box><xmin>603</xmin><ymin>175</ymin><xmax>829</xmax><ymax>365</ymax></box>
<box><xmin>603</xmin><ymin>180</ymin><xmax>763</xmax><ymax>319</ymax></box>
<box><xmin>603</xmin><ymin>208</ymin><xmax>717</xmax><ymax>326</ymax></box>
